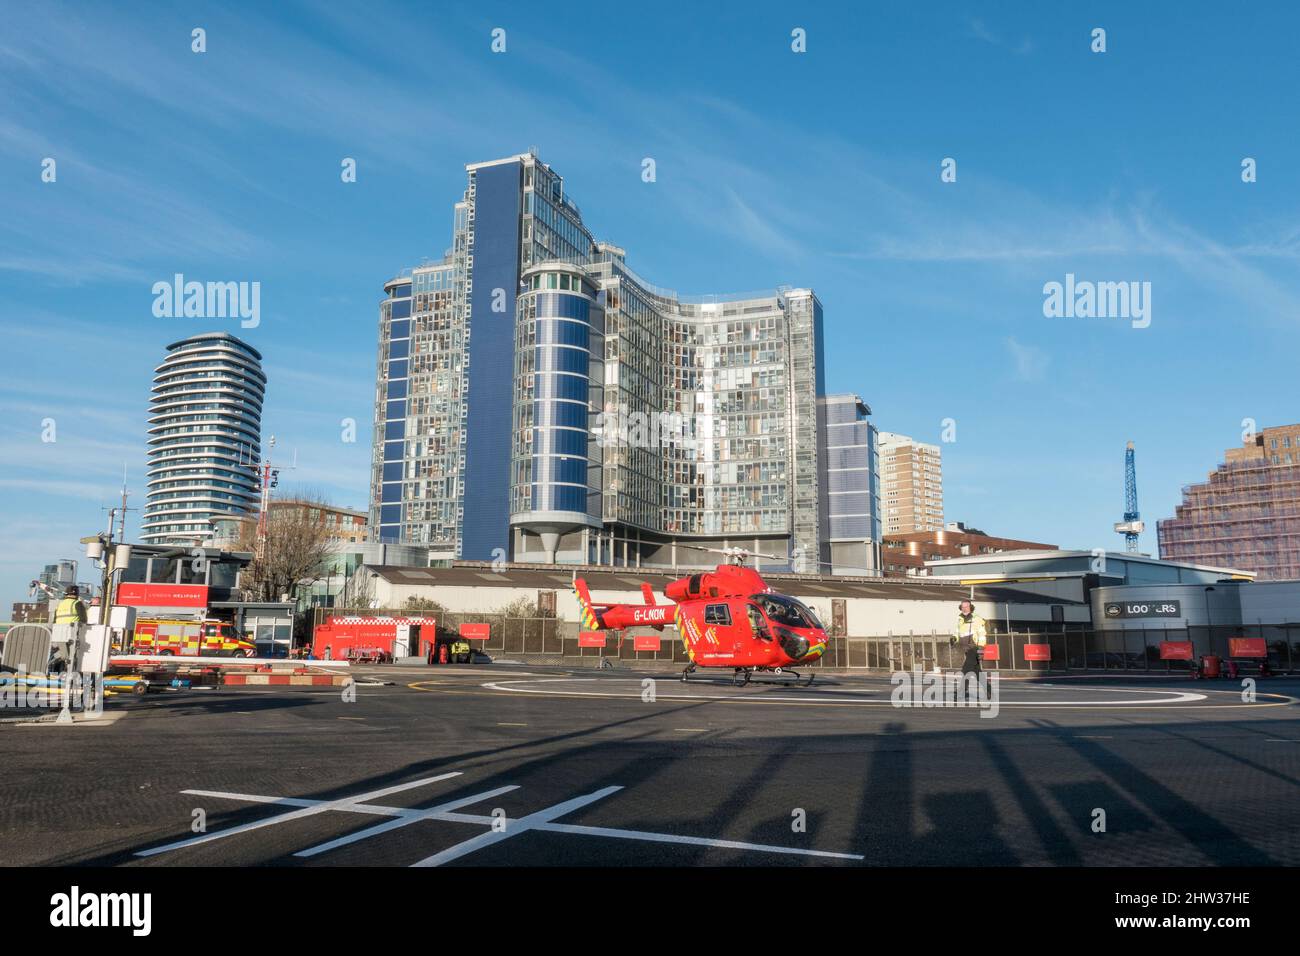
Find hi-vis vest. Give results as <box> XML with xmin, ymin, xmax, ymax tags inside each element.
<box><xmin>955</xmin><ymin>612</ymin><xmax>987</xmax><ymax>646</ymax></box>
<box><xmin>54</xmin><ymin>597</ymin><xmax>86</xmax><ymax>624</ymax></box>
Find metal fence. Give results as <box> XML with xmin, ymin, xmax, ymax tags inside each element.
<box><xmin>830</xmin><ymin>628</ymin><xmax>1297</xmax><ymax>674</ymax></box>
<box><xmin>310</xmin><ymin>609</ymin><xmax>1300</xmax><ymax>673</ymax></box>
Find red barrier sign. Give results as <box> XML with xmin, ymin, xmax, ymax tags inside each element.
<box><xmin>1229</xmin><ymin>637</ymin><xmax>1267</xmax><ymax>658</ymax></box>
<box><xmin>578</xmin><ymin>631</ymin><xmax>606</xmax><ymax>648</ymax></box>
<box><xmin>633</xmin><ymin>635</ymin><xmax>662</xmax><ymax>652</ymax></box>
<box><xmin>1022</xmin><ymin>643</ymin><xmax>1051</xmax><ymax>662</ymax></box>
<box><xmin>459</xmin><ymin>623</ymin><xmax>491</xmax><ymax>641</ymax></box>
<box><xmin>1159</xmin><ymin>640</ymin><xmax>1194</xmax><ymax>661</ymax></box>
<box><xmin>980</xmin><ymin>643</ymin><xmax>1000</xmax><ymax>661</ymax></box>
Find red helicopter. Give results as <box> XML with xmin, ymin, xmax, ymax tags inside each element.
<box><xmin>573</xmin><ymin>548</ymin><xmax>830</xmax><ymax>686</ymax></box>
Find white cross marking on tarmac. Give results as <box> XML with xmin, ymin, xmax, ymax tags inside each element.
<box><xmin>135</xmin><ymin>772</ymin><xmax>462</xmax><ymax>857</ymax></box>
<box><xmin>295</xmin><ymin>785</ymin><xmax>520</xmax><ymax>858</ymax></box>
<box><xmin>137</xmin><ymin>774</ymin><xmax>865</xmax><ymax>864</ymax></box>
<box><xmin>411</xmin><ymin>786</ymin><xmax>623</xmax><ymax>867</ymax></box>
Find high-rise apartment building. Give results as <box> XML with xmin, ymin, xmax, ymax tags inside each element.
<box><xmin>141</xmin><ymin>332</ymin><xmax>264</xmax><ymax>543</ymax></box>
<box><xmin>877</xmin><ymin>431</ymin><xmax>943</xmax><ymax>535</ymax></box>
<box><xmin>817</xmin><ymin>394</ymin><xmax>881</xmax><ymax>573</ymax></box>
<box><xmin>371</xmin><ymin>151</ymin><xmax>827</xmax><ymax>568</ymax></box>
<box><xmin>1158</xmin><ymin>424</ymin><xmax>1300</xmax><ymax>579</ymax></box>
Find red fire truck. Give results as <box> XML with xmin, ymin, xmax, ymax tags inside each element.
<box><xmin>131</xmin><ymin>618</ymin><xmax>257</xmax><ymax>657</ymax></box>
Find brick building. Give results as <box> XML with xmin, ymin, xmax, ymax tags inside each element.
<box><xmin>1159</xmin><ymin>424</ymin><xmax>1300</xmax><ymax>580</ymax></box>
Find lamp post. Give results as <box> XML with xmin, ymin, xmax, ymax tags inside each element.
<box><xmin>1204</xmin><ymin>586</ymin><xmax>1216</xmax><ymax>652</ymax></box>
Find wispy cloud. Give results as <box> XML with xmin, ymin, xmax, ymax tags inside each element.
<box><xmin>967</xmin><ymin>17</ymin><xmax>1035</xmax><ymax>55</ymax></box>
<box><xmin>1005</xmin><ymin>336</ymin><xmax>1049</xmax><ymax>382</ymax></box>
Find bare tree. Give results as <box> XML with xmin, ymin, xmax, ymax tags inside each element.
<box><xmin>497</xmin><ymin>595</ymin><xmax>543</xmax><ymax>619</ymax></box>
<box><xmin>237</xmin><ymin>495</ymin><xmax>334</xmax><ymax>602</ymax></box>
<box><xmin>403</xmin><ymin>595</ymin><xmax>446</xmax><ymax>614</ymax></box>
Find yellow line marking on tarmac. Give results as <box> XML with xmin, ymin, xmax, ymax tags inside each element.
<box><xmin>17</xmin><ymin>711</ymin><xmax>126</xmax><ymax>727</ymax></box>
<box><xmin>337</xmin><ymin>716</ymin><xmax>367</xmax><ymax>720</ymax></box>
<box><xmin>497</xmin><ymin>722</ymin><xmax>528</xmax><ymax>726</ymax></box>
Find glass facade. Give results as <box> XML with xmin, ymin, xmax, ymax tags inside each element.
<box><xmin>371</xmin><ymin>151</ymin><xmax>829</xmax><ymax>567</ymax></box>
<box><xmin>817</xmin><ymin>394</ymin><xmax>882</xmax><ymax>573</ymax></box>
<box><xmin>371</xmin><ymin>266</ymin><xmax>463</xmax><ymax>548</ymax></box>
<box><xmin>511</xmin><ymin>264</ymin><xmax>603</xmax><ymax>526</ymax></box>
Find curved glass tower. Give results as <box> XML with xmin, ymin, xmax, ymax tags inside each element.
<box><xmin>140</xmin><ymin>332</ymin><xmax>265</xmax><ymax>543</ymax></box>
<box><xmin>510</xmin><ymin>261</ymin><xmax>604</xmax><ymax>559</ymax></box>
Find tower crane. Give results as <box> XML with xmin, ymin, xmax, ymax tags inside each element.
<box><xmin>1113</xmin><ymin>441</ymin><xmax>1144</xmax><ymax>553</ymax></box>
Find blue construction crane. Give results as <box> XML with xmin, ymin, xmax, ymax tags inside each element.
<box><xmin>1113</xmin><ymin>441</ymin><xmax>1144</xmax><ymax>553</ymax></box>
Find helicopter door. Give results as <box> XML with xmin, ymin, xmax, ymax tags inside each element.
<box><xmin>702</xmin><ymin>602</ymin><xmax>736</xmax><ymax>654</ymax></box>
<box><xmin>745</xmin><ymin>603</ymin><xmax>772</xmax><ymax>641</ymax></box>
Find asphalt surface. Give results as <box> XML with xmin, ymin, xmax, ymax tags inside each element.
<box><xmin>3</xmin><ymin>665</ymin><xmax>1299</xmax><ymax>867</ymax></box>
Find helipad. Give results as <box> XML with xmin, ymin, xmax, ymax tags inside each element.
<box><xmin>466</xmin><ymin>675</ymin><xmax>1297</xmax><ymax>709</ymax></box>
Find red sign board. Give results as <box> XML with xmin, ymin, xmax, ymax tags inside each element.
<box><xmin>1229</xmin><ymin>637</ymin><xmax>1267</xmax><ymax>658</ymax></box>
<box><xmin>1159</xmin><ymin>641</ymin><xmax>1195</xmax><ymax>661</ymax></box>
<box><xmin>633</xmin><ymin>635</ymin><xmax>662</xmax><ymax>652</ymax></box>
<box><xmin>578</xmin><ymin>631</ymin><xmax>606</xmax><ymax>648</ymax></box>
<box><xmin>459</xmin><ymin>623</ymin><xmax>491</xmax><ymax>641</ymax></box>
<box><xmin>1022</xmin><ymin>643</ymin><xmax>1051</xmax><ymax>662</ymax></box>
<box><xmin>117</xmin><ymin>583</ymin><xmax>208</xmax><ymax>609</ymax></box>
<box><xmin>980</xmin><ymin>643</ymin><xmax>1000</xmax><ymax>661</ymax></box>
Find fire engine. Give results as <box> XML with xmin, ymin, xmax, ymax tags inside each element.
<box><xmin>130</xmin><ymin>618</ymin><xmax>257</xmax><ymax>658</ymax></box>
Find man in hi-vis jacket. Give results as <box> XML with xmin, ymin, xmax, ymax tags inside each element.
<box><xmin>950</xmin><ymin>599</ymin><xmax>987</xmax><ymax>698</ymax></box>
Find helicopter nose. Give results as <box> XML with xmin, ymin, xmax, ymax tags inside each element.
<box><xmin>778</xmin><ymin>630</ymin><xmax>810</xmax><ymax>660</ymax></box>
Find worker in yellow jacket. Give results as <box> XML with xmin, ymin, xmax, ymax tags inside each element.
<box><xmin>950</xmin><ymin>599</ymin><xmax>987</xmax><ymax>696</ymax></box>
<box><xmin>53</xmin><ymin>585</ymin><xmax>88</xmax><ymax>625</ymax></box>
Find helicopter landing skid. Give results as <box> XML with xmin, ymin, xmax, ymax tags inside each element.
<box><xmin>681</xmin><ymin>665</ymin><xmax>816</xmax><ymax>688</ymax></box>
<box><xmin>751</xmin><ymin>667</ymin><xmax>816</xmax><ymax>687</ymax></box>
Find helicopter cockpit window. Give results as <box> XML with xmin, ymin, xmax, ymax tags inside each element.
<box><xmin>703</xmin><ymin>603</ymin><xmax>731</xmax><ymax>626</ymax></box>
<box><xmin>750</xmin><ymin>594</ymin><xmax>823</xmax><ymax>630</ymax></box>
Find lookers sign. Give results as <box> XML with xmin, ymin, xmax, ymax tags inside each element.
<box><xmin>1103</xmin><ymin>600</ymin><xmax>1181</xmax><ymax>619</ymax></box>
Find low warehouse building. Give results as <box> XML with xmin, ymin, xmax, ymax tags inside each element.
<box><xmin>333</xmin><ymin>562</ymin><xmax>1090</xmax><ymax>671</ymax></box>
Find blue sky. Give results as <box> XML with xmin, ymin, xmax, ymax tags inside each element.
<box><xmin>2</xmin><ymin>1</ymin><xmax>1299</xmax><ymax>607</ymax></box>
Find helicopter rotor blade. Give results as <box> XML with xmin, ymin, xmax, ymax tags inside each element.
<box><xmin>674</xmin><ymin>543</ymin><xmax>799</xmax><ymax>564</ymax></box>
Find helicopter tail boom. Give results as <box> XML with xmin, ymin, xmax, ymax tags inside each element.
<box><xmin>573</xmin><ymin>577</ymin><xmax>674</xmax><ymax>631</ymax></box>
